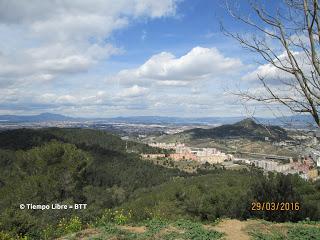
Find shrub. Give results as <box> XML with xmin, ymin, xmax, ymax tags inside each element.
<box><xmin>97</xmin><ymin>208</ymin><xmax>132</xmax><ymax>226</ymax></box>
<box><xmin>0</xmin><ymin>231</ymin><xmax>14</xmax><ymax>240</ymax></box>
<box><xmin>57</xmin><ymin>216</ymin><xmax>82</xmax><ymax>235</ymax></box>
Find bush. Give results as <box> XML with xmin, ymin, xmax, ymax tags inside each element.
<box><xmin>0</xmin><ymin>231</ymin><xmax>14</xmax><ymax>240</ymax></box>
<box><xmin>57</xmin><ymin>216</ymin><xmax>82</xmax><ymax>235</ymax></box>
<box><xmin>97</xmin><ymin>208</ymin><xmax>132</xmax><ymax>226</ymax></box>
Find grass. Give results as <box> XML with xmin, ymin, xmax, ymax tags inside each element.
<box><xmin>58</xmin><ymin>218</ymin><xmax>320</xmax><ymax>240</ymax></box>
<box><xmin>61</xmin><ymin>219</ymin><xmax>223</xmax><ymax>240</ymax></box>
<box><xmin>248</xmin><ymin>221</ymin><xmax>320</xmax><ymax>240</ymax></box>
<box><xmin>173</xmin><ymin>219</ymin><xmax>223</xmax><ymax>240</ymax></box>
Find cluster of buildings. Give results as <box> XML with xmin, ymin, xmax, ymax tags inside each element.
<box><xmin>253</xmin><ymin>130</ymin><xmax>320</xmax><ymax>180</ymax></box>
<box><xmin>145</xmin><ymin>139</ymin><xmax>320</xmax><ymax>181</ymax></box>
<box><xmin>236</xmin><ymin>157</ymin><xmax>319</xmax><ymax>180</ymax></box>
<box><xmin>144</xmin><ymin>142</ymin><xmax>233</xmax><ymax>164</ymax></box>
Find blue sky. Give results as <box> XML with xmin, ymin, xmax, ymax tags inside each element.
<box><xmin>109</xmin><ymin>0</ymin><xmax>252</xmax><ymax>65</ymax></box>
<box><xmin>0</xmin><ymin>0</ymin><xmax>292</xmax><ymax>117</ymax></box>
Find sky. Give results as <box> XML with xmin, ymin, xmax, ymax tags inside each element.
<box><xmin>0</xmin><ymin>0</ymin><xmax>294</xmax><ymax>117</ymax></box>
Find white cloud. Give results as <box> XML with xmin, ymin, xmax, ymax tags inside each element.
<box><xmin>118</xmin><ymin>85</ymin><xmax>149</xmax><ymax>98</ymax></box>
<box><xmin>56</xmin><ymin>95</ymin><xmax>78</xmax><ymax>104</ymax></box>
<box><xmin>38</xmin><ymin>55</ymin><xmax>92</xmax><ymax>74</ymax></box>
<box><xmin>0</xmin><ymin>0</ymin><xmax>179</xmax><ymax>88</ymax></box>
<box><xmin>116</xmin><ymin>46</ymin><xmax>243</xmax><ymax>85</ymax></box>
<box><xmin>156</xmin><ymin>80</ymin><xmax>189</xmax><ymax>86</ymax></box>
<box><xmin>0</xmin><ymin>1</ymin><xmax>263</xmax><ymax>117</ymax></box>
<box><xmin>0</xmin><ymin>0</ymin><xmax>177</xmax><ymax>24</ymax></box>
<box><xmin>242</xmin><ymin>51</ymin><xmax>314</xmax><ymax>85</ymax></box>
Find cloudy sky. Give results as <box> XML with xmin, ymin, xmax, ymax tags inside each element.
<box><xmin>0</xmin><ymin>0</ymin><xmax>288</xmax><ymax>117</ymax></box>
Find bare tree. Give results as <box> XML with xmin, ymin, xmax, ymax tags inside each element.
<box><xmin>223</xmin><ymin>0</ymin><xmax>320</xmax><ymax>127</ymax></box>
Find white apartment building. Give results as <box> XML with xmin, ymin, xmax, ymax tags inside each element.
<box><xmin>251</xmin><ymin>159</ymin><xmax>292</xmax><ymax>172</ymax></box>
<box><xmin>311</xmin><ymin>151</ymin><xmax>320</xmax><ymax>167</ymax></box>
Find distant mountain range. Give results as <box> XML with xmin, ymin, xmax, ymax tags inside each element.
<box><xmin>0</xmin><ymin>113</ymin><xmax>76</xmax><ymax>122</ymax></box>
<box><xmin>183</xmin><ymin>118</ymin><xmax>291</xmax><ymax>141</ymax></box>
<box><xmin>104</xmin><ymin>116</ymin><xmax>245</xmax><ymax>125</ymax></box>
<box><xmin>0</xmin><ymin>112</ymin><xmax>315</xmax><ymax>128</ymax></box>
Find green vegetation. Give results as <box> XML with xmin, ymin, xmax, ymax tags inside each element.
<box><xmin>61</xmin><ymin>218</ymin><xmax>224</xmax><ymax>240</ymax></box>
<box><xmin>0</xmin><ymin>128</ymin><xmax>166</xmax><ymax>153</ymax></box>
<box><xmin>142</xmin><ymin>156</ymin><xmax>222</xmax><ymax>173</ymax></box>
<box><xmin>189</xmin><ymin>118</ymin><xmax>290</xmax><ymax>141</ymax></box>
<box><xmin>120</xmin><ymin>170</ymin><xmax>320</xmax><ymax>223</ymax></box>
<box><xmin>0</xmin><ymin>128</ymin><xmax>187</xmax><ymax>239</ymax></box>
<box><xmin>167</xmin><ymin>118</ymin><xmax>290</xmax><ymax>142</ymax></box>
<box><xmin>156</xmin><ymin>119</ymin><xmax>297</xmax><ymax>157</ymax></box>
<box><xmin>248</xmin><ymin>222</ymin><xmax>320</xmax><ymax>240</ymax></box>
<box><xmin>0</xmin><ymin>128</ymin><xmax>319</xmax><ymax>239</ymax></box>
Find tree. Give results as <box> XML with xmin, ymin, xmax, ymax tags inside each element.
<box><xmin>223</xmin><ymin>0</ymin><xmax>320</xmax><ymax>127</ymax></box>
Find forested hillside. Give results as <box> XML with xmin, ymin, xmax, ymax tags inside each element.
<box><xmin>0</xmin><ymin>128</ymin><xmax>186</xmax><ymax>239</ymax></box>
<box><xmin>0</xmin><ymin>128</ymin><xmax>169</xmax><ymax>153</ymax></box>
<box><xmin>0</xmin><ymin>128</ymin><xmax>319</xmax><ymax>239</ymax></box>
<box><xmin>121</xmin><ymin>170</ymin><xmax>320</xmax><ymax>222</ymax></box>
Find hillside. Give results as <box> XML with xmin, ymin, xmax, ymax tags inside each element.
<box><xmin>0</xmin><ymin>128</ymin><xmax>319</xmax><ymax>239</ymax></box>
<box><xmin>167</xmin><ymin>118</ymin><xmax>290</xmax><ymax>142</ymax></box>
<box><xmin>0</xmin><ymin>128</ymin><xmax>187</xmax><ymax>239</ymax></box>
<box><xmin>187</xmin><ymin>118</ymin><xmax>290</xmax><ymax>141</ymax></box>
<box><xmin>0</xmin><ymin>128</ymin><xmax>171</xmax><ymax>154</ymax></box>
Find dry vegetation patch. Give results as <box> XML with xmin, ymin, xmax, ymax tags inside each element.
<box><xmin>118</xmin><ymin>225</ymin><xmax>147</xmax><ymax>234</ymax></box>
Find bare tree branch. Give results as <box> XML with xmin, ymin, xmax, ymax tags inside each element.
<box><xmin>223</xmin><ymin>0</ymin><xmax>320</xmax><ymax>127</ymax></box>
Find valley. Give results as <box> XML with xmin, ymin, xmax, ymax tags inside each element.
<box><xmin>0</xmin><ymin>117</ymin><xmax>320</xmax><ymax>239</ymax></box>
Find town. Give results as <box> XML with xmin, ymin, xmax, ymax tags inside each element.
<box><xmin>142</xmin><ymin>139</ymin><xmax>320</xmax><ymax>181</ymax></box>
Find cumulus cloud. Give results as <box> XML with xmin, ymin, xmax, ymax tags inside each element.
<box><xmin>0</xmin><ymin>0</ymin><xmax>177</xmax><ymax>24</ymax></box>
<box><xmin>0</xmin><ymin>1</ymin><xmax>257</xmax><ymax>117</ymax></box>
<box><xmin>115</xmin><ymin>46</ymin><xmax>243</xmax><ymax>85</ymax></box>
<box><xmin>0</xmin><ymin>84</ymin><xmax>151</xmax><ymax>114</ymax></box>
<box><xmin>238</xmin><ymin>50</ymin><xmax>317</xmax><ymax>117</ymax></box>
<box><xmin>118</xmin><ymin>85</ymin><xmax>149</xmax><ymax>98</ymax></box>
<box><xmin>242</xmin><ymin>51</ymin><xmax>314</xmax><ymax>85</ymax></box>
<box><xmin>0</xmin><ymin>0</ymin><xmax>179</xmax><ymax>87</ymax></box>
